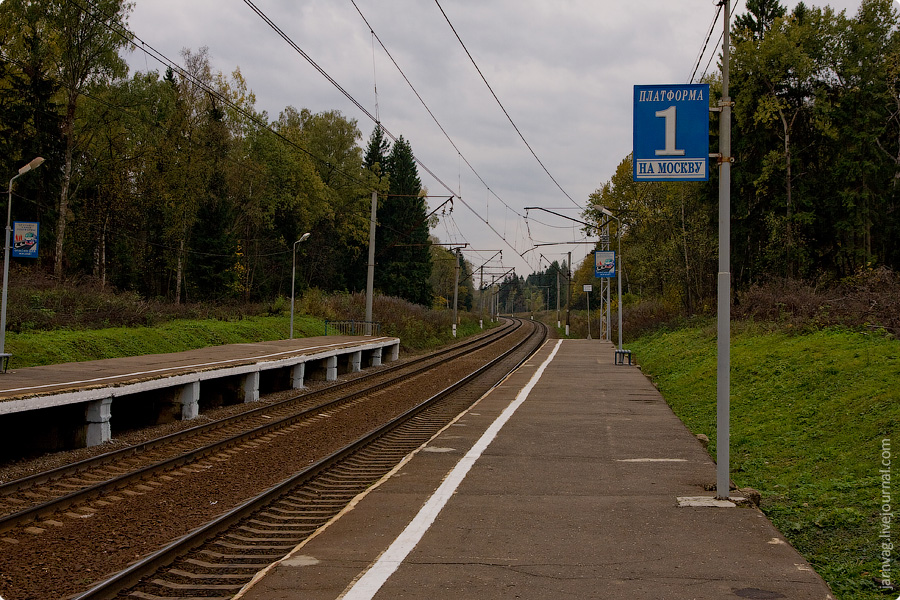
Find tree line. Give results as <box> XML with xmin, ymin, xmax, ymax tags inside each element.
<box><xmin>584</xmin><ymin>0</ymin><xmax>900</xmax><ymax>313</ymax></box>
<box><xmin>0</xmin><ymin>0</ymin><xmax>459</xmax><ymax>308</ymax></box>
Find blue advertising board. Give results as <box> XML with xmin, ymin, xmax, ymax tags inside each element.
<box><xmin>594</xmin><ymin>250</ymin><xmax>615</xmax><ymax>278</ymax></box>
<box><xmin>633</xmin><ymin>84</ymin><xmax>710</xmax><ymax>182</ymax></box>
<box><xmin>12</xmin><ymin>221</ymin><xmax>39</xmax><ymax>258</ymax></box>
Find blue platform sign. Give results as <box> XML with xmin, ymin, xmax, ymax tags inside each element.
<box><xmin>594</xmin><ymin>250</ymin><xmax>615</xmax><ymax>279</ymax></box>
<box><xmin>633</xmin><ymin>84</ymin><xmax>710</xmax><ymax>182</ymax></box>
<box><xmin>12</xmin><ymin>221</ymin><xmax>39</xmax><ymax>258</ymax></box>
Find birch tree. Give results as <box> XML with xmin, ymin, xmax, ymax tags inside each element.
<box><xmin>43</xmin><ymin>0</ymin><xmax>131</xmax><ymax>278</ymax></box>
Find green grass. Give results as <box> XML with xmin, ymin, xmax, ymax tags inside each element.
<box><xmin>629</xmin><ymin>322</ymin><xmax>900</xmax><ymax>600</ymax></box>
<box><xmin>3</xmin><ymin>310</ymin><xmax>495</xmax><ymax>369</ymax></box>
<box><xmin>4</xmin><ymin>315</ymin><xmax>326</xmax><ymax>368</ymax></box>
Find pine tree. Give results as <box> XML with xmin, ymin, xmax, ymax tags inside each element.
<box><xmin>376</xmin><ymin>136</ymin><xmax>433</xmax><ymax>306</ymax></box>
<box><xmin>734</xmin><ymin>0</ymin><xmax>786</xmax><ymax>41</ymax></box>
<box><xmin>364</xmin><ymin>125</ymin><xmax>390</xmax><ymax>179</ymax></box>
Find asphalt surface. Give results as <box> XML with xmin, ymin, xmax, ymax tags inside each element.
<box><xmin>235</xmin><ymin>338</ymin><xmax>834</xmax><ymax>600</ymax></box>
<box><xmin>0</xmin><ymin>336</ymin><xmax>397</xmax><ymax>402</ymax></box>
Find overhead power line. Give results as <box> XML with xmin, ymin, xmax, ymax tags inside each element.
<box><xmin>433</xmin><ymin>0</ymin><xmax>581</xmax><ymax>210</ymax></box>
<box><xmin>693</xmin><ymin>0</ymin><xmax>745</xmax><ymax>83</ymax></box>
<box><xmin>242</xmin><ymin>0</ymin><xmax>377</xmax><ymax>124</ymax></box>
<box><xmin>241</xmin><ymin>0</ymin><xmax>529</xmax><ymax>265</ymax></box>
<box><xmin>71</xmin><ymin>0</ymin><xmax>371</xmax><ymax>189</ymax></box>
<box><xmin>689</xmin><ymin>3</ymin><xmax>723</xmax><ymax>83</ymax></box>
<box><xmin>241</xmin><ymin>0</ymin><xmax>461</xmax><ymax>201</ymax></box>
<box><xmin>348</xmin><ymin>1</ymin><xmax>528</xmax><ymax>224</ymax></box>
<box><xmin>80</xmin><ymin>0</ymin><xmax>542</xmax><ymax>271</ymax></box>
<box><xmin>239</xmin><ymin>0</ymin><xmax>534</xmax><ymax>262</ymax></box>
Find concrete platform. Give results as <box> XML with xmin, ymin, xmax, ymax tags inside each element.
<box><xmin>0</xmin><ymin>335</ymin><xmax>399</xmax><ymax>451</ymax></box>
<box><xmin>235</xmin><ymin>339</ymin><xmax>834</xmax><ymax>600</ymax></box>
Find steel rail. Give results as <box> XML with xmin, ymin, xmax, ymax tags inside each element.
<box><xmin>72</xmin><ymin>319</ymin><xmax>546</xmax><ymax>600</ymax></box>
<box><xmin>0</xmin><ymin>320</ymin><xmax>515</xmax><ymax>495</ymax></box>
<box><xmin>0</xmin><ymin>321</ymin><xmax>522</xmax><ymax>532</ymax></box>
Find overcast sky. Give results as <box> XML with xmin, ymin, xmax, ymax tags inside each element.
<box><xmin>125</xmin><ymin>0</ymin><xmax>867</xmax><ymax>277</ymax></box>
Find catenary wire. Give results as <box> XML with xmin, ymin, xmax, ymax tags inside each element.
<box><xmin>73</xmin><ymin>0</ymin><xmax>371</xmax><ymax>189</ymax></box>
<box><xmin>433</xmin><ymin>0</ymin><xmax>581</xmax><ymax>210</ymax></box>
<box><xmin>349</xmin><ymin>0</ymin><xmax>528</xmax><ymax>224</ymax></box>
<box><xmin>690</xmin><ymin>3</ymin><xmax>723</xmax><ymax>83</ymax></box>
<box><xmin>241</xmin><ymin>0</ymin><xmax>462</xmax><ymax>202</ymax></box>
<box><xmin>78</xmin><ymin>0</ymin><xmax>561</xmax><ymax>271</ymax></box>
<box><xmin>78</xmin><ymin>0</ymin><xmax>515</xmax><ymax>265</ymax></box>
<box><xmin>699</xmin><ymin>0</ymin><xmax>744</xmax><ymax>82</ymax></box>
<box><xmin>240</xmin><ymin>1</ymin><xmax>531</xmax><ymax>262</ymax></box>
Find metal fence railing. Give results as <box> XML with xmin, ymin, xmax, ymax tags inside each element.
<box><xmin>324</xmin><ymin>320</ymin><xmax>382</xmax><ymax>336</ymax></box>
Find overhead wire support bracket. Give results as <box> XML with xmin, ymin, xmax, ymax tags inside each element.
<box><xmin>524</xmin><ymin>207</ymin><xmax>603</xmax><ymax>233</ymax></box>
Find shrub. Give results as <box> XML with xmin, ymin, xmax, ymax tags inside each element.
<box><xmin>5</xmin><ymin>267</ymin><xmax>269</xmax><ymax>332</ymax></box>
<box><xmin>735</xmin><ymin>267</ymin><xmax>900</xmax><ymax>335</ymax></box>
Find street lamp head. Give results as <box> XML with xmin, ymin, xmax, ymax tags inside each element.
<box><xmin>18</xmin><ymin>157</ymin><xmax>45</xmax><ymax>175</ymax></box>
<box><xmin>599</xmin><ymin>206</ymin><xmax>614</xmax><ymax>218</ymax></box>
<box><xmin>298</xmin><ymin>232</ymin><xmax>311</xmax><ymax>243</ymax></box>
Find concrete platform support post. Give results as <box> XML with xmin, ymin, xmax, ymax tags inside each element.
<box><xmin>85</xmin><ymin>397</ymin><xmax>112</xmax><ymax>447</ymax></box>
<box><xmin>242</xmin><ymin>371</ymin><xmax>260</xmax><ymax>403</ymax></box>
<box><xmin>350</xmin><ymin>350</ymin><xmax>362</xmax><ymax>373</ymax></box>
<box><xmin>180</xmin><ymin>381</ymin><xmax>200</xmax><ymax>420</ymax></box>
<box><xmin>325</xmin><ymin>356</ymin><xmax>338</xmax><ymax>381</ymax></box>
<box><xmin>388</xmin><ymin>342</ymin><xmax>399</xmax><ymax>362</ymax></box>
<box><xmin>291</xmin><ymin>362</ymin><xmax>306</xmax><ymax>389</ymax></box>
<box><xmin>369</xmin><ymin>347</ymin><xmax>383</xmax><ymax>367</ymax></box>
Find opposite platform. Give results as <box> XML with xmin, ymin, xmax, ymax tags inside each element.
<box><xmin>0</xmin><ymin>335</ymin><xmax>399</xmax><ymax>450</ymax></box>
<box><xmin>236</xmin><ymin>338</ymin><xmax>834</xmax><ymax>600</ymax></box>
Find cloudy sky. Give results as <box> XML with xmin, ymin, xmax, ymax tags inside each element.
<box><xmin>125</xmin><ymin>0</ymin><xmax>867</xmax><ymax>277</ymax></box>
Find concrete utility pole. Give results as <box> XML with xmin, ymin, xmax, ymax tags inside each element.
<box><xmin>452</xmin><ymin>248</ymin><xmax>460</xmax><ymax>337</ymax></box>
<box><xmin>479</xmin><ymin>265</ymin><xmax>484</xmax><ymax>327</ymax></box>
<box><xmin>566</xmin><ymin>251</ymin><xmax>571</xmax><ymax>336</ymax></box>
<box><xmin>716</xmin><ymin>0</ymin><xmax>733</xmax><ymax>501</ymax></box>
<box><xmin>491</xmin><ymin>276</ymin><xmax>496</xmax><ymax>322</ymax></box>
<box><xmin>365</xmin><ymin>191</ymin><xmax>377</xmax><ymax>336</ymax></box>
<box><xmin>556</xmin><ymin>269</ymin><xmax>561</xmax><ymax>328</ymax></box>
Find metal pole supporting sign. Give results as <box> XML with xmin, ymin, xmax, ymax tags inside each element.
<box><xmin>583</xmin><ymin>284</ymin><xmax>592</xmax><ymax>339</ymax></box>
<box><xmin>1</xmin><ymin>157</ymin><xmax>45</xmax><ymax>366</ymax></box>
<box><xmin>632</xmin><ymin>6</ymin><xmax>727</xmax><ymax>497</ymax></box>
<box><xmin>716</xmin><ymin>0</ymin><xmax>733</xmax><ymax>501</ymax></box>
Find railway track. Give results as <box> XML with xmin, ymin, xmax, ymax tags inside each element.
<box><xmin>0</xmin><ymin>318</ymin><xmax>547</xmax><ymax>600</ymax></box>
<box><xmin>0</xmin><ymin>318</ymin><xmax>519</xmax><ymax>530</ymax></box>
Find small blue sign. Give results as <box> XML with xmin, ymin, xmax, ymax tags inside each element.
<box><xmin>12</xmin><ymin>221</ymin><xmax>39</xmax><ymax>258</ymax></box>
<box><xmin>595</xmin><ymin>251</ymin><xmax>615</xmax><ymax>278</ymax></box>
<box><xmin>633</xmin><ymin>84</ymin><xmax>710</xmax><ymax>182</ymax></box>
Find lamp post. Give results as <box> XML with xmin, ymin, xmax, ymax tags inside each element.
<box><xmin>585</xmin><ymin>284</ymin><xmax>592</xmax><ymax>339</ymax></box>
<box><xmin>289</xmin><ymin>232</ymin><xmax>311</xmax><ymax>340</ymax></box>
<box><xmin>1</xmin><ymin>157</ymin><xmax>45</xmax><ymax>359</ymax></box>
<box><xmin>599</xmin><ymin>206</ymin><xmax>623</xmax><ymax>352</ymax></box>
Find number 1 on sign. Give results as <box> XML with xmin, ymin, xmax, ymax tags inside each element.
<box><xmin>655</xmin><ymin>105</ymin><xmax>685</xmax><ymax>156</ymax></box>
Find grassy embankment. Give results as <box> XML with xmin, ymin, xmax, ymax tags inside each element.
<box><xmin>3</xmin><ymin>316</ymin><xmax>321</xmax><ymax>367</ymax></box>
<box><xmin>3</xmin><ymin>308</ymin><xmax>488</xmax><ymax>369</ymax></box>
<box><xmin>629</xmin><ymin>322</ymin><xmax>899</xmax><ymax>600</ymax></box>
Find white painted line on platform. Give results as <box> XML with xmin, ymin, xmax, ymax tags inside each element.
<box><xmin>339</xmin><ymin>339</ymin><xmax>563</xmax><ymax>600</ymax></box>
<box><xmin>0</xmin><ymin>339</ymin><xmax>393</xmax><ymax>394</ymax></box>
<box><xmin>617</xmin><ymin>458</ymin><xmax>688</xmax><ymax>462</ymax></box>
